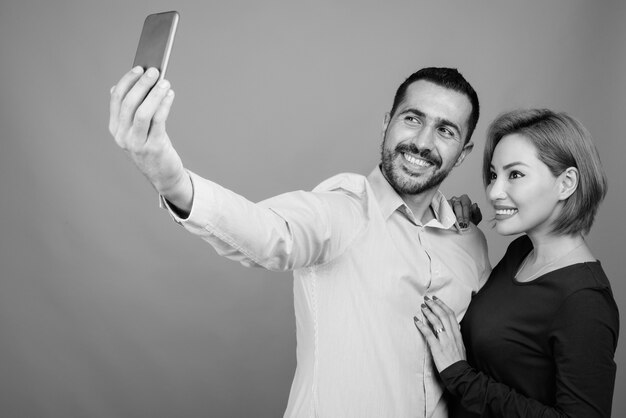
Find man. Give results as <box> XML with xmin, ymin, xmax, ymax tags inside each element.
<box><xmin>109</xmin><ymin>66</ymin><xmax>490</xmax><ymax>417</ymax></box>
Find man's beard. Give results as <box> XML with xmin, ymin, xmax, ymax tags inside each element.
<box><xmin>381</xmin><ymin>142</ymin><xmax>453</xmax><ymax>195</ymax></box>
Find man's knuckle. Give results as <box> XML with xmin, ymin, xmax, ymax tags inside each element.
<box><xmin>152</xmin><ymin>113</ymin><xmax>164</xmax><ymax>125</ymax></box>
<box><xmin>119</xmin><ymin>99</ymin><xmax>135</xmax><ymax>116</ymax></box>
<box><xmin>135</xmin><ymin>108</ymin><xmax>155</xmax><ymax>127</ymax></box>
<box><xmin>110</xmin><ymin>89</ymin><xmax>122</xmax><ymax>102</ymax></box>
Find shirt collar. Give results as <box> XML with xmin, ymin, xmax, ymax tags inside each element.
<box><xmin>367</xmin><ymin>166</ymin><xmax>460</xmax><ymax>230</ymax></box>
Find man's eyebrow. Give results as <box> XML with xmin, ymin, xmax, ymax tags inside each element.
<box><xmin>398</xmin><ymin>107</ymin><xmax>462</xmax><ymax>135</ymax></box>
<box><xmin>398</xmin><ymin>108</ymin><xmax>426</xmax><ymax>118</ymax></box>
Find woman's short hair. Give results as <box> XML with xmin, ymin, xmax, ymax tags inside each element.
<box><xmin>483</xmin><ymin>109</ymin><xmax>607</xmax><ymax>235</ymax></box>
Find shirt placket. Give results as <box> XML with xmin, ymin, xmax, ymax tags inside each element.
<box><xmin>418</xmin><ymin>227</ymin><xmax>443</xmax><ymax>417</ymax></box>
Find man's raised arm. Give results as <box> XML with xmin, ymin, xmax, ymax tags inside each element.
<box><xmin>109</xmin><ymin>66</ymin><xmax>193</xmax><ymax>216</ymax></box>
<box><xmin>107</xmin><ymin>67</ymin><xmax>363</xmax><ymax>271</ymax></box>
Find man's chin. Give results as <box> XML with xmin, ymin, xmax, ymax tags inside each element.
<box><xmin>390</xmin><ymin>173</ymin><xmax>437</xmax><ymax>195</ymax></box>
<box><xmin>390</xmin><ymin>167</ymin><xmax>450</xmax><ymax>195</ymax></box>
<box><xmin>381</xmin><ymin>156</ymin><xmax>447</xmax><ymax>195</ymax></box>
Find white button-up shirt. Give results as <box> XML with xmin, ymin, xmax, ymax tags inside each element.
<box><xmin>164</xmin><ymin>166</ymin><xmax>491</xmax><ymax>417</ymax></box>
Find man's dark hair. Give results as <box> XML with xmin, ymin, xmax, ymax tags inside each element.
<box><xmin>389</xmin><ymin>67</ymin><xmax>480</xmax><ymax>144</ymax></box>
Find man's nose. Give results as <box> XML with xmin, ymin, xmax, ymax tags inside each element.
<box><xmin>411</xmin><ymin>126</ymin><xmax>435</xmax><ymax>151</ymax></box>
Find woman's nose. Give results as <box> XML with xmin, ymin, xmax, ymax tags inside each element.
<box><xmin>487</xmin><ymin>178</ymin><xmax>506</xmax><ymax>201</ymax></box>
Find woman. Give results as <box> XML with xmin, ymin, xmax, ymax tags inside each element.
<box><xmin>414</xmin><ymin>109</ymin><xmax>619</xmax><ymax>417</ymax></box>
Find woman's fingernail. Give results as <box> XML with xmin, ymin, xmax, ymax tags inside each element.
<box><xmin>413</xmin><ymin>316</ymin><xmax>420</xmax><ymax>323</ymax></box>
<box><xmin>421</xmin><ymin>303</ymin><xmax>427</xmax><ymax>309</ymax></box>
<box><xmin>432</xmin><ymin>296</ymin><xmax>438</xmax><ymax>301</ymax></box>
<box><xmin>424</xmin><ymin>295</ymin><xmax>431</xmax><ymax>301</ymax></box>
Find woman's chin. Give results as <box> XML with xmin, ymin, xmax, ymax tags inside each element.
<box><xmin>494</xmin><ymin>221</ymin><xmax>522</xmax><ymax>237</ymax></box>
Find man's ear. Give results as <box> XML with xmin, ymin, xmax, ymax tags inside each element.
<box><xmin>381</xmin><ymin>112</ymin><xmax>391</xmax><ymax>140</ymax></box>
<box><xmin>454</xmin><ymin>141</ymin><xmax>474</xmax><ymax>167</ymax></box>
<box><xmin>558</xmin><ymin>167</ymin><xmax>579</xmax><ymax>200</ymax></box>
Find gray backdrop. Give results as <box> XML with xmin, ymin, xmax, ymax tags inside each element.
<box><xmin>1</xmin><ymin>0</ymin><xmax>624</xmax><ymax>416</ymax></box>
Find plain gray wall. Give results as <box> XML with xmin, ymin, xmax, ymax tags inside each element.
<box><xmin>1</xmin><ymin>0</ymin><xmax>624</xmax><ymax>416</ymax></box>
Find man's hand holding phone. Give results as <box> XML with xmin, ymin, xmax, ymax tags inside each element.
<box><xmin>108</xmin><ymin>12</ymin><xmax>192</xmax><ymax>216</ymax></box>
<box><xmin>109</xmin><ymin>67</ymin><xmax>191</xmax><ymax>216</ymax></box>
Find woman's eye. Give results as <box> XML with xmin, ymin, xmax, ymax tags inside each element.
<box><xmin>509</xmin><ymin>170</ymin><xmax>525</xmax><ymax>179</ymax></box>
<box><xmin>488</xmin><ymin>171</ymin><xmax>497</xmax><ymax>182</ymax></box>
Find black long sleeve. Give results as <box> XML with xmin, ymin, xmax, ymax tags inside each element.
<box><xmin>442</xmin><ymin>236</ymin><xmax>619</xmax><ymax>418</ymax></box>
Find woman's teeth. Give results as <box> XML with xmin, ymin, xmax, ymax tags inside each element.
<box><xmin>496</xmin><ymin>208</ymin><xmax>518</xmax><ymax>216</ymax></box>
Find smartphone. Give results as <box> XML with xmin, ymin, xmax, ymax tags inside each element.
<box><xmin>132</xmin><ymin>11</ymin><xmax>179</xmax><ymax>80</ymax></box>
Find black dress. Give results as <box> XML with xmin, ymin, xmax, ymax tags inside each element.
<box><xmin>440</xmin><ymin>235</ymin><xmax>619</xmax><ymax>417</ymax></box>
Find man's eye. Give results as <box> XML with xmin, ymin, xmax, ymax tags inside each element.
<box><xmin>404</xmin><ymin>116</ymin><xmax>420</xmax><ymax>124</ymax></box>
<box><xmin>438</xmin><ymin>127</ymin><xmax>455</xmax><ymax>138</ymax></box>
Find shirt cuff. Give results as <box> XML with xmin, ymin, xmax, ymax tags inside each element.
<box><xmin>159</xmin><ymin>170</ymin><xmax>239</xmax><ymax>239</ymax></box>
<box><xmin>158</xmin><ymin>170</ymin><xmax>194</xmax><ymax>225</ymax></box>
<box><xmin>159</xmin><ymin>195</ymin><xmax>186</xmax><ymax>225</ymax></box>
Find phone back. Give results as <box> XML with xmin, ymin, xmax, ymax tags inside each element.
<box><xmin>132</xmin><ymin>11</ymin><xmax>179</xmax><ymax>79</ymax></box>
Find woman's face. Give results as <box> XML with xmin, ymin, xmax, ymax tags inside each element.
<box><xmin>486</xmin><ymin>133</ymin><xmax>563</xmax><ymax>237</ymax></box>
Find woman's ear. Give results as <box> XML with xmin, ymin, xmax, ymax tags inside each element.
<box><xmin>558</xmin><ymin>167</ymin><xmax>579</xmax><ymax>201</ymax></box>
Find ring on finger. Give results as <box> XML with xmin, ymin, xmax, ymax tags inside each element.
<box><xmin>434</xmin><ymin>326</ymin><xmax>445</xmax><ymax>336</ymax></box>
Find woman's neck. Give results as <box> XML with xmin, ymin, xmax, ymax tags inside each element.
<box><xmin>516</xmin><ymin>232</ymin><xmax>594</xmax><ymax>283</ymax></box>
<box><xmin>526</xmin><ymin>233</ymin><xmax>587</xmax><ymax>263</ymax></box>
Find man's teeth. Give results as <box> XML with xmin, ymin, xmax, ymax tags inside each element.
<box><xmin>496</xmin><ymin>208</ymin><xmax>518</xmax><ymax>215</ymax></box>
<box><xmin>404</xmin><ymin>153</ymin><xmax>431</xmax><ymax>167</ymax></box>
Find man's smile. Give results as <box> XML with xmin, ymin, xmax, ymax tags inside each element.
<box><xmin>402</xmin><ymin>152</ymin><xmax>434</xmax><ymax>168</ymax></box>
